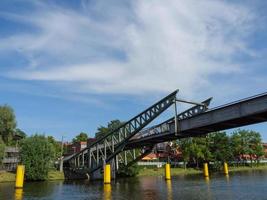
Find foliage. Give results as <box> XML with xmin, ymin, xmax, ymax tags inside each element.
<box><xmin>72</xmin><ymin>132</ymin><xmax>88</xmax><ymax>143</ymax></box>
<box><xmin>95</xmin><ymin>120</ymin><xmax>124</xmax><ymax>139</ymax></box>
<box><xmin>209</xmin><ymin>132</ymin><xmax>233</xmax><ymax>162</ymax></box>
<box><xmin>20</xmin><ymin>135</ymin><xmax>56</xmax><ymax>181</ymax></box>
<box><xmin>117</xmin><ymin>163</ymin><xmax>140</xmax><ymax>177</ymax></box>
<box><xmin>177</xmin><ymin>129</ymin><xmax>264</xmax><ymax>169</ymax></box>
<box><xmin>0</xmin><ymin>138</ymin><xmax>5</xmax><ymax>164</ymax></box>
<box><xmin>231</xmin><ymin>129</ymin><xmax>264</xmax><ymax>165</ymax></box>
<box><xmin>47</xmin><ymin>136</ymin><xmax>62</xmax><ymax>158</ymax></box>
<box><xmin>0</xmin><ymin>105</ymin><xmax>17</xmax><ymax>144</ymax></box>
<box><xmin>178</xmin><ymin>136</ymin><xmax>211</xmax><ymax>168</ymax></box>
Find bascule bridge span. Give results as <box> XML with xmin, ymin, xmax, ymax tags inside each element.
<box><xmin>64</xmin><ymin>90</ymin><xmax>267</xmax><ymax>179</ymax></box>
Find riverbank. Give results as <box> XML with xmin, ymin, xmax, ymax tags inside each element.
<box><xmin>229</xmin><ymin>165</ymin><xmax>267</xmax><ymax>173</ymax></box>
<box><xmin>138</xmin><ymin>167</ymin><xmax>202</xmax><ymax>177</ymax></box>
<box><xmin>0</xmin><ymin>171</ymin><xmax>15</xmax><ymax>182</ymax></box>
<box><xmin>0</xmin><ymin>170</ymin><xmax>64</xmax><ymax>182</ymax></box>
<box><xmin>137</xmin><ymin>165</ymin><xmax>267</xmax><ymax>177</ymax></box>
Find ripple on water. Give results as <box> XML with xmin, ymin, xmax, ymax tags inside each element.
<box><xmin>1</xmin><ymin>171</ymin><xmax>267</xmax><ymax>200</ymax></box>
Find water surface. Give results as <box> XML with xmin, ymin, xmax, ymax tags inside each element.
<box><xmin>1</xmin><ymin>171</ymin><xmax>267</xmax><ymax>200</ymax></box>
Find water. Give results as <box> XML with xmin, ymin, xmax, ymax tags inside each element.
<box><xmin>1</xmin><ymin>171</ymin><xmax>267</xmax><ymax>200</ymax></box>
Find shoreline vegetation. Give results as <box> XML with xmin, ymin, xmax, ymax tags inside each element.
<box><xmin>2</xmin><ymin>165</ymin><xmax>267</xmax><ymax>182</ymax></box>
<box><xmin>138</xmin><ymin>165</ymin><xmax>267</xmax><ymax>177</ymax></box>
<box><xmin>0</xmin><ymin>170</ymin><xmax>64</xmax><ymax>182</ymax></box>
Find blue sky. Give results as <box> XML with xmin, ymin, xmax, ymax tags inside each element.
<box><xmin>1</xmin><ymin>0</ymin><xmax>267</xmax><ymax>142</ymax></box>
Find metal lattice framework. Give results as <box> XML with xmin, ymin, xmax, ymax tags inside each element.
<box><xmin>66</xmin><ymin>90</ymin><xmax>178</xmax><ymax>174</ymax></box>
<box><xmin>134</xmin><ymin>98</ymin><xmax>212</xmax><ymax>139</ymax></box>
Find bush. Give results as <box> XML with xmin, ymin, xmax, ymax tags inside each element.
<box><xmin>20</xmin><ymin>135</ymin><xmax>56</xmax><ymax>181</ymax></box>
<box><xmin>117</xmin><ymin>163</ymin><xmax>140</xmax><ymax>177</ymax></box>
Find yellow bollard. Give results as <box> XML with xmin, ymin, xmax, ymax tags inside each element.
<box><xmin>15</xmin><ymin>165</ymin><xmax>25</xmax><ymax>188</ymax></box>
<box><xmin>223</xmin><ymin>162</ymin><xmax>229</xmax><ymax>175</ymax></box>
<box><xmin>165</xmin><ymin>163</ymin><xmax>171</xmax><ymax>180</ymax></box>
<box><xmin>203</xmin><ymin>163</ymin><xmax>209</xmax><ymax>177</ymax></box>
<box><xmin>104</xmin><ymin>164</ymin><xmax>111</xmax><ymax>184</ymax></box>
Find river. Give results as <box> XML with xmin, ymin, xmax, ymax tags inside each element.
<box><xmin>1</xmin><ymin>170</ymin><xmax>267</xmax><ymax>200</ymax></box>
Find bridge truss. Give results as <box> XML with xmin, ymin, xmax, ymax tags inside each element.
<box><xmin>64</xmin><ymin>89</ymin><xmax>212</xmax><ymax>177</ymax></box>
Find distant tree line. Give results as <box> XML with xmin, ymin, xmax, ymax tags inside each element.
<box><xmin>178</xmin><ymin>129</ymin><xmax>264</xmax><ymax>169</ymax></box>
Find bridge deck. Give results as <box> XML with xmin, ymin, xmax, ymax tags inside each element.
<box><xmin>127</xmin><ymin>92</ymin><xmax>267</xmax><ymax>148</ymax></box>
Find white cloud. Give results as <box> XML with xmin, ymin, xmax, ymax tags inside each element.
<box><xmin>0</xmin><ymin>0</ymin><xmax>260</xmax><ymax>98</ymax></box>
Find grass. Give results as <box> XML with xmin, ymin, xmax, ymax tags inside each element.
<box><xmin>137</xmin><ymin>167</ymin><xmax>202</xmax><ymax>177</ymax></box>
<box><xmin>229</xmin><ymin>165</ymin><xmax>267</xmax><ymax>173</ymax></box>
<box><xmin>0</xmin><ymin>171</ymin><xmax>16</xmax><ymax>182</ymax></box>
<box><xmin>0</xmin><ymin>170</ymin><xmax>65</xmax><ymax>182</ymax></box>
<box><xmin>47</xmin><ymin>170</ymin><xmax>65</xmax><ymax>180</ymax></box>
<box><xmin>137</xmin><ymin>165</ymin><xmax>267</xmax><ymax>177</ymax></box>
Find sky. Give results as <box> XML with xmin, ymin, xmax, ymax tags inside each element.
<box><xmin>1</xmin><ymin>0</ymin><xmax>267</xmax><ymax>142</ymax></box>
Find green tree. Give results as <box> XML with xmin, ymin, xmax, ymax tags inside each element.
<box><xmin>47</xmin><ymin>136</ymin><xmax>62</xmax><ymax>158</ymax></box>
<box><xmin>20</xmin><ymin>135</ymin><xmax>56</xmax><ymax>180</ymax></box>
<box><xmin>72</xmin><ymin>132</ymin><xmax>88</xmax><ymax>143</ymax></box>
<box><xmin>231</xmin><ymin>129</ymin><xmax>264</xmax><ymax>166</ymax></box>
<box><xmin>177</xmin><ymin>139</ymin><xmax>192</xmax><ymax>169</ymax></box>
<box><xmin>95</xmin><ymin>120</ymin><xmax>124</xmax><ymax>139</ymax></box>
<box><xmin>0</xmin><ymin>105</ymin><xmax>17</xmax><ymax>144</ymax></box>
<box><xmin>209</xmin><ymin>132</ymin><xmax>233</xmax><ymax>162</ymax></box>
<box><xmin>178</xmin><ymin>136</ymin><xmax>211</xmax><ymax>168</ymax></box>
<box><xmin>117</xmin><ymin>163</ymin><xmax>140</xmax><ymax>177</ymax></box>
<box><xmin>0</xmin><ymin>138</ymin><xmax>5</xmax><ymax>164</ymax></box>
<box><xmin>191</xmin><ymin>137</ymin><xmax>211</xmax><ymax>168</ymax></box>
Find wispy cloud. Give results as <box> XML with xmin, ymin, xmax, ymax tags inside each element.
<box><xmin>0</xmin><ymin>0</ymin><xmax>263</xmax><ymax>99</ymax></box>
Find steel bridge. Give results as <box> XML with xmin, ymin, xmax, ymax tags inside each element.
<box><xmin>64</xmin><ymin>90</ymin><xmax>267</xmax><ymax>179</ymax></box>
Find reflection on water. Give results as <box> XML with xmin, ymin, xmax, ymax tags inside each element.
<box><xmin>14</xmin><ymin>189</ymin><xmax>23</xmax><ymax>200</ymax></box>
<box><xmin>166</xmin><ymin>180</ymin><xmax>172</xmax><ymax>200</ymax></box>
<box><xmin>1</xmin><ymin>171</ymin><xmax>267</xmax><ymax>200</ymax></box>
<box><xmin>103</xmin><ymin>184</ymin><xmax>111</xmax><ymax>200</ymax></box>
<box><xmin>225</xmin><ymin>174</ymin><xmax>230</xmax><ymax>183</ymax></box>
<box><xmin>204</xmin><ymin>176</ymin><xmax>212</xmax><ymax>200</ymax></box>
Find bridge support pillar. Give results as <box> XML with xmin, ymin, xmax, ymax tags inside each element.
<box><xmin>223</xmin><ymin>162</ymin><xmax>229</xmax><ymax>175</ymax></box>
<box><xmin>165</xmin><ymin>163</ymin><xmax>171</xmax><ymax>180</ymax></box>
<box><xmin>203</xmin><ymin>163</ymin><xmax>209</xmax><ymax>177</ymax></box>
<box><xmin>104</xmin><ymin>164</ymin><xmax>111</xmax><ymax>184</ymax></box>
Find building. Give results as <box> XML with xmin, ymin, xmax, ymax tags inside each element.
<box><xmin>2</xmin><ymin>147</ymin><xmax>20</xmax><ymax>171</ymax></box>
<box><xmin>87</xmin><ymin>138</ymin><xmax>96</xmax><ymax>146</ymax></box>
<box><xmin>65</xmin><ymin>141</ymin><xmax>88</xmax><ymax>155</ymax></box>
<box><xmin>141</xmin><ymin>142</ymin><xmax>182</xmax><ymax>162</ymax></box>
